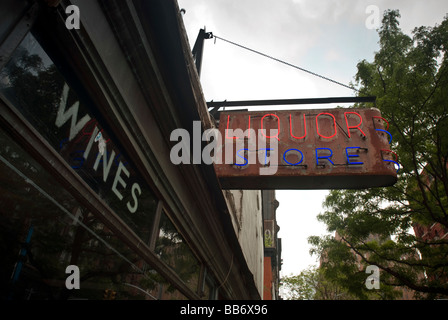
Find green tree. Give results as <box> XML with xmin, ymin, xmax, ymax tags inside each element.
<box><xmin>309</xmin><ymin>10</ymin><xmax>448</xmax><ymax>300</ymax></box>
<box><xmin>281</xmin><ymin>266</ymin><xmax>356</xmax><ymax>300</ymax></box>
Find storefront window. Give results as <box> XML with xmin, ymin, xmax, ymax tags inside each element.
<box><xmin>0</xmin><ymin>128</ymin><xmax>184</xmax><ymax>300</ymax></box>
<box><xmin>0</xmin><ymin>32</ymin><xmax>157</xmax><ymax>244</ymax></box>
<box><xmin>156</xmin><ymin>212</ymin><xmax>200</xmax><ymax>293</ymax></box>
<box><xmin>0</xmin><ymin>30</ymin><xmax>203</xmax><ymax>300</ymax></box>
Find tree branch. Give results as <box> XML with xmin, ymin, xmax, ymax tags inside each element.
<box><xmin>339</xmin><ymin>236</ymin><xmax>448</xmax><ymax>296</ymax></box>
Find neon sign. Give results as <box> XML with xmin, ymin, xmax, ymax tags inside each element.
<box><xmin>214</xmin><ymin>108</ymin><xmax>398</xmax><ymax>189</ymax></box>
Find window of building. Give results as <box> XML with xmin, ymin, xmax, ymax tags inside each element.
<box><xmin>0</xmin><ymin>32</ymin><xmax>158</xmax><ymax>244</ymax></box>
<box><xmin>155</xmin><ymin>211</ymin><xmax>201</xmax><ymax>293</ymax></box>
<box><xmin>0</xmin><ymin>127</ymin><xmax>188</xmax><ymax>300</ymax></box>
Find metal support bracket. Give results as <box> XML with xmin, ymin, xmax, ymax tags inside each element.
<box><xmin>192</xmin><ymin>28</ymin><xmax>213</xmax><ymax>77</ymax></box>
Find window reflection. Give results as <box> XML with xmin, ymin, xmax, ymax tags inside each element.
<box><xmin>0</xmin><ymin>30</ymin><xmax>207</xmax><ymax>300</ymax></box>
<box><xmin>0</xmin><ymin>32</ymin><xmax>157</xmax><ymax>245</ymax></box>
<box><xmin>0</xmin><ymin>129</ymin><xmax>183</xmax><ymax>300</ymax></box>
<box><xmin>156</xmin><ymin>212</ymin><xmax>200</xmax><ymax>293</ymax></box>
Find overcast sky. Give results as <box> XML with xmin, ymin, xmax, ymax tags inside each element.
<box><xmin>177</xmin><ymin>0</ymin><xmax>448</xmax><ymax>278</ymax></box>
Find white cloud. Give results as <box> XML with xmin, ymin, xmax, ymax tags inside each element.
<box><xmin>324</xmin><ymin>48</ymin><xmax>341</xmax><ymax>62</ymax></box>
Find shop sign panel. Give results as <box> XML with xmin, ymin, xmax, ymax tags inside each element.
<box><xmin>214</xmin><ymin>108</ymin><xmax>398</xmax><ymax>189</ymax></box>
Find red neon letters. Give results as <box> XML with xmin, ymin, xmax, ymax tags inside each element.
<box><xmin>316</xmin><ymin>112</ymin><xmax>337</xmax><ymax>139</ymax></box>
<box><xmin>345</xmin><ymin>112</ymin><xmax>366</xmax><ymax>138</ymax></box>
<box><xmin>226</xmin><ymin>111</ymin><xmax>368</xmax><ymax>140</ymax></box>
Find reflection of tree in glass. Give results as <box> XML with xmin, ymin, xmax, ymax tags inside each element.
<box><xmin>0</xmin><ymin>35</ymin><xmax>189</xmax><ymax>300</ymax></box>
<box><xmin>0</xmin><ymin>46</ymin><xmax>65</xmax><ymax>148</ymax></box>
<box><xmin>155</xmin><ymin>213</ymin><xmax>200</xmax><ymax>292</ymax></box>
<box><xmin>0</xmin><ymin>132</ymin><xmax>154</xmax><ymax>300</ymax></box>
<box><xmin>1</xmin><ymin>38</ymin><xmax>159</xmax><ymax>246</ymax></box>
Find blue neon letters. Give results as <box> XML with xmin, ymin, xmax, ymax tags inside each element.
<box><xmin>235</xmin><ymin>147</ymin><xmax>369</xmax><ymax>167</ymax></box>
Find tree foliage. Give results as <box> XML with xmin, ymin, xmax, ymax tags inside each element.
<box><xmin>281</xmin><ymin>266</ymin><xmax>355</xmax><ymax>300</ymax></box>
<box><xmin>309</xmin><ymin>10</ymin><xmax>448</xmax><ymax>300</ymax></box>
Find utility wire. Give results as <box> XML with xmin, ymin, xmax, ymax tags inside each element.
<box><xmin>212</xmin><ymin>34</ymin><xmax>360</xmax><ymax>93</ymax></box>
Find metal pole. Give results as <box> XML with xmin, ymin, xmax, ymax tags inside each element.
<box><xmin>191</xmin><ymin>28</ymin><xmax>213</xmax><ymax>77</ymax></box>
